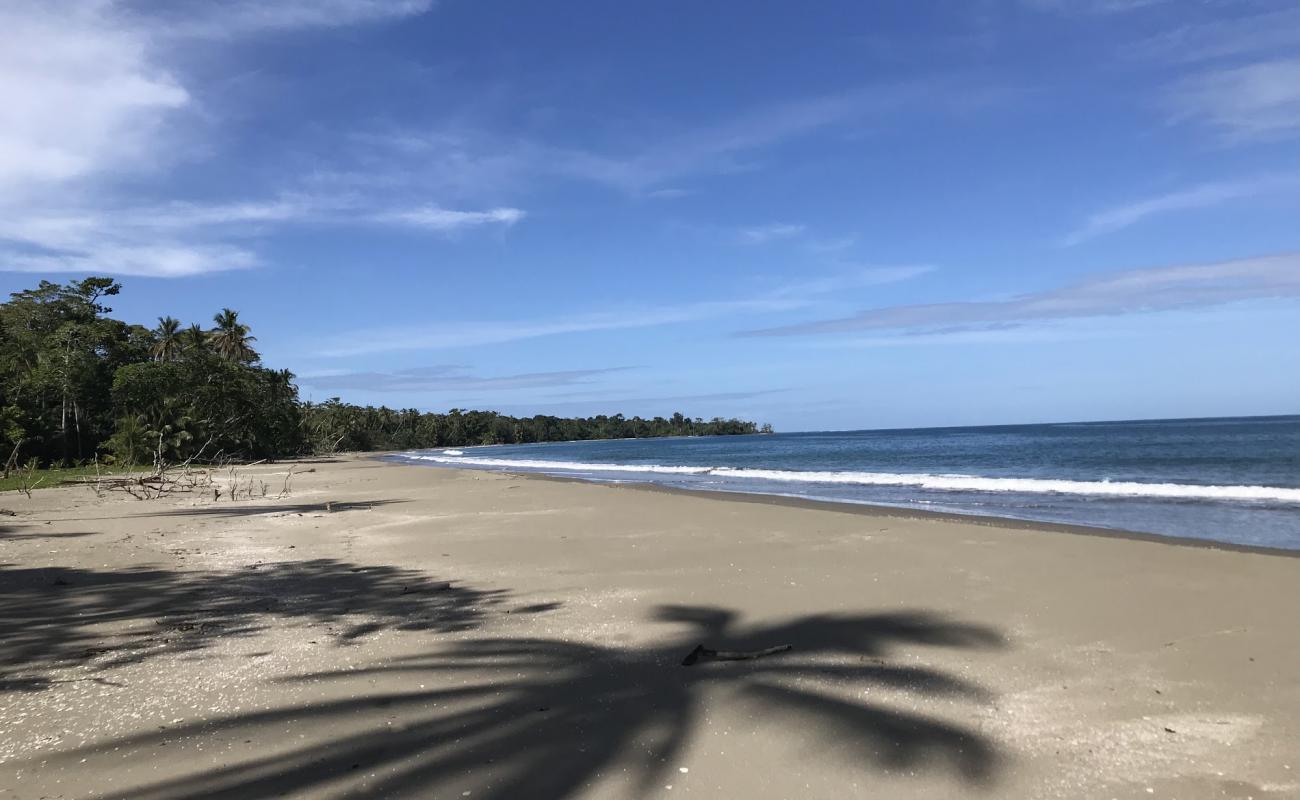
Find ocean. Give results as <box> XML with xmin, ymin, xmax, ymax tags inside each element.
<box><xmin>393</xmin><ymin>415</ymin><xmax>1300</xmax><ymax>550</ymax></box>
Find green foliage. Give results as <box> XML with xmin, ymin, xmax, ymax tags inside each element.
<box><xmin>301</xmin><ymin>401</ymin><xmax>763</xmax><ymax>452</ymax></box>
<box><xmin>0</xmin><ymin>276</ymin><xmax>765</xmax><ymax>472</ymax></box>
<box><xmin>0</xmin><ymin>277</ymin><xmax>147</xmax><ymax>466</ymax></box>
<box><xmin>149</xmin><ymin>316</ymin><xmax>183</xmax><ymax>362</ymax></box>
<box><xmin>209</xmin><ymin>308</ymin><xmax>259</xmax><ymax>364</ymax></box>
<box><xmin>1</xmin><ymin>277</ymin><xmax>299</xmax><ymax>468</ymax></box>
<box><xmin>104</xmin><ymin>416</ymin><xmax>150</xmax><ymax>467</ymax></box>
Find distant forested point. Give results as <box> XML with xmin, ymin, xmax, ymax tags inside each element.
<box><xmin>0</xmin><ymin>277</ymin><xmax>769</xmax><ymax>471</ymax></box>
<box><xmin>304</xmin><ymin>402</ymin><xmax>769</xmax><ymax>453</ymax></box>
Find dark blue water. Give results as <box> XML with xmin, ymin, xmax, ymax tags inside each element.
<box><xmin>395</xmin><ymin>416</ymin><xmax>1300</xmax><ymax>550</ymax></box>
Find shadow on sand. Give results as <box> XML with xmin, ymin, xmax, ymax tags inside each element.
<box><xmin>131</xmin><ymin>499</ymin><xmax>409</xmax><ymax>519</ymax></box>
<box><xmin>0</xmin><ymin>558</ymin><xmax>504</xmax><ymax>691</ymax></box>
<box><xmin>45</xmin><ymin>603</ymin><xmax>1008</xmax><ymax>798</ymax></box>
<box><xmin>0</xmin><ymin>523</ymin><xmax>98</xmax><ymax>541</ymax></box>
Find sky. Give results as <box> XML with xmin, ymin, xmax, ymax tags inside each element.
<box><xmin>1</xmin><ymin>0</ymin><xmax>1298</xmax><ymax>431</ymax></box>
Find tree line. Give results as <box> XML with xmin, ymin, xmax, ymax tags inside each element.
<box><xmin>301</xmin><ymin>401</ymin><xmax>769</xmax><ymax>453</ymax></box>
<box><xmin>0</xmin><ymin>277</ymin><xmax>768</xmax><ymax>471</ymax></box>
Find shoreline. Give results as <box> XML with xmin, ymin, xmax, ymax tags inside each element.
<box><xmin>383</xmin><ymin>457</ymin><xmax>1300</xmax><ymax>559</ymax></box>
<box><xmin>5</xmin><ymin>455</ymin><xmax>1298</xmax><ymax>799</ymax></box>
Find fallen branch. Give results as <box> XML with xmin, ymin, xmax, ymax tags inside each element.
<box><xmin>680</xmin><ymin>643</ymin><xmax>792</xmax><ymax>666</ymax></box>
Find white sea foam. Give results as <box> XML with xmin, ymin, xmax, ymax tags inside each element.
<box><xmin>399</xmin><ymin>453</ymin><xmax>1300</xmax><ymax>504</ymax></box>
<box><xmin>404</xmin><ymin>454</ymin><xmax>711</xmax><ymax>475</ymax></box>
<box><xmin>442</xmin><ymin>449</ymin><xmax>465</xmax><ymax>456</ymax></box>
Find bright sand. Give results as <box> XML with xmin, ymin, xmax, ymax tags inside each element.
<box><xmin>1</xmin><ymin>456</ymin><xmax>1297</xmax><ymax>799</ymax></box>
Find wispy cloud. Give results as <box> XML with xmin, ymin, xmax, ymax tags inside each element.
<box><xmin>737</xmin><ymin>223</ymin><xmax>805</xmax><ymax>245</ymax></box>
<box><xmin>764</xmin><ymin>265</ymin><xmax>936</xmax><ymax>297</ymax></box>
<box><xmin>805</xmin><ymin>235</ymin><xmax>858</xmax><ymax>255</ymax></box>
<box><xmin>810</xmin><ymin>324</ymin><xmax>1125</xmax><ymax>349</ymax></box>
<box><xmin>1167</xmin><ymin>58</ymin><xmax>1300</xmax><ymax>141</ymax></box>
<box><xmin>298</xmin><ymin>365</ymin><xmax>628</xmax><ymax>393</ymax></box>
<box><xmin>1063</xmin><ymin>173</ymin><xmax>1300</xmax><ymax>245</ymax></box>
<box><xmin>0</xmin><ymin>196</ymin><xmax>525</xmax><ymax>277</ymax></box>
<box><xmin>315</xmin><ymin>300</ymin><xmax>805</xmax><ymax>357</ymax></box>
<box><xmin>1022</xmin><ymin>0</ymin><xmax>1169</xmax><ymax>15</ymax></box>
<box><xmin>1134</xmin><ymin>6</ymin><xmax>1300</xmax><ymax>64</ymax></box>
<box><xmin>745</xmin><ymin>252</ymin><xmax>1300</xmax><ymax>337</ymax></box>
<box><xmin>1120</xmin><ymin>6</ymin><xmax>1300</xmax><ymax>144</ymax></box>
<box><xmin>129</xmin><ymin>0</ymin><xmax>435</xmax><ymax>39</ymax></box>
<box><xmin>371</xmin><ymin>206</ymin><xmax>525</xmax><ymax>231</ymax></box>
<box><xmin>492</xmin><ymin>389</ymin><xmax>786</xmax><ymax>416</ymax></box>
<box><xmin>1</xmin><ymin>242</ymin><xmax>260</xmax><ymax>279</ymax></box>
<box><xmin>352</xmin><ymin>79</ymin><xmax>975</xmax><ymax>198</ymax></box>
<box><xmin>316</xmin><ymin>265</ymin><xmax>933</xmax><ymax>356</ymax></box>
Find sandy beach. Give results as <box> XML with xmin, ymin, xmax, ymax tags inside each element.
<box><xmin>2</xmin><ymin>455</ymin><xmax>1298</xmax><ymax>799</ymax></box>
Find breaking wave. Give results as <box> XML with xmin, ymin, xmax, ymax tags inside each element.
<box><xmin>399</xmin><ymin>452</ymin><xmax>1300</xmax><ymax>504</ymax></box>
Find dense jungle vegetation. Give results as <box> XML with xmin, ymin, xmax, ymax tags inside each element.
<box><xmin>0</xmin><ymin>277</ymin><xmax>767</xmax><ymax>473</ymax></box>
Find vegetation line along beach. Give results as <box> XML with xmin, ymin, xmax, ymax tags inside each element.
<box><xmin>0</xmin><ymin>277</ymin><xmax>763</xmax><ymax>485</ymax></box>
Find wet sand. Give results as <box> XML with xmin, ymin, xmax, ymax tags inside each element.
<box><xmin>2</xmin><ymin>455</ymin><xmax>1297</xmax><ymax>799</ymax></box>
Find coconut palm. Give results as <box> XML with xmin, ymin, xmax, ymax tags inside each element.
<box><xmin>209</xmin><ymin>308</ymin><xmax>258</xmax><ymax>363</ymax></box>
<box><xmin>149</xmin><ymin>317</ymin><xmax>183</xmax><ymax>362</ymax></box>
<box><xmin>181</xmin><ymin>323</ymin><xmax>207</xmax><ymax>354</ymax></box>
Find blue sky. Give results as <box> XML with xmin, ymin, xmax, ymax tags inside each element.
<box><xmin>1</xmin><ymin>0</ymin><xmax>1298</xmax><ymax>431</ymax></box>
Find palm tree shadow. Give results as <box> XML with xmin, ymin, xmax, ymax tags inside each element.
<box><xmin>0</xmin><ymin>559</ymin><xmax>504</xmax><ymax>691</ymax></box>
<box><xmin>56</xmin><ymin>606</ymin><xmax>1007</xmax><ymax>799</ymax></box>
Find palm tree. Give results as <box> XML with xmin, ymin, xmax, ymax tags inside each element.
<box><xmin>209</xmin><ymin>308</ymin><xmax>258</xmax><ymax>363</ymax></box>
<box><xmin>149</xmin><ymin>317</ymin><xmax>182</xmax><ymax>362</ymax></box>
<box><xmin>181</xmin><ymin>323</ymin><xmax>207</xmax><ymax>354</ymax></box>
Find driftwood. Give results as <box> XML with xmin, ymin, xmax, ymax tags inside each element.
<box><xmin>680</xmin><ymin>643</ymin><xmax>792</xmax><ymax>666</ymax></box>
<box><xmin>79</xmin><ymin>470</ymin><xmax>214</xmax><ymax>500</ymax></box>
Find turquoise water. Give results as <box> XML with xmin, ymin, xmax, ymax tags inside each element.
<box><xmin>395</xmin><ymin>415</ymin><xmax>1300</xmax><ymax>550</ymax></box>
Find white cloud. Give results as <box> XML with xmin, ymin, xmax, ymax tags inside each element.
<box><xmin>738</xmin><ymin>223</ymin><xmax>805</xmax><ymax>245</ymax></box>
<box><xmin>747</xmin><ymin>252</ymin><xmax>1300</xmax><ymax>336</ymax></box>
<box><xmin>372</xmin><ymin>206</ymin><xmax>525</xmax><ymax>231</ymax></box>
<box><xmin>1064</xmin><ymin>173</ymin><xmax>1300</xmax><ymax>244</ymax></box>
<box><xmin>1</xmin><ymin>243</ymin><xmax>260</xmax><ymax>279</ymax></box>
<box><xmin>0</xmin><ymin>1</ymin><xmax>188</xmax><ymax>199</ymax></box>
<box><xmin>0</xmin><ymin>0</ymin><xmax>456</xmax><ymax>278</ymax></box>
<box><xmin>1168</xmin><ymin>58</ymin><xmax>1300</xmax><ymax>141</ymax></box>
<box><xmin>0</xmin><ymin>195</ymin><xmax>526</xmax><ymax>277</ymax></box>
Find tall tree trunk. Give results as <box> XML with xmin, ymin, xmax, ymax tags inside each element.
<box><xmin>73</xmin><ymin>397</ymin><xmax>83</xmax><ymax>460</ymax></box>
<box><xmin>61</xmin><ymin>392</ymin><xmax>69</xmax><ymax>464</ymax></box>
<box><xmin>61</xmin><ymin>335</ymin><xmax>72</xmax><ymax>464</ymax></box>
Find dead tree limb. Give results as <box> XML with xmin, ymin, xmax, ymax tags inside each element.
<box><xmin>680</xmin><ymin>644</ymin><xmax>793</xmax><ymax>666</ymax></box>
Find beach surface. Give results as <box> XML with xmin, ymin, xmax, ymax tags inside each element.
<box><xmin>2</xmin><ymin>456</ymin><xmax>1297</xmax><ymax>799</ymax></box>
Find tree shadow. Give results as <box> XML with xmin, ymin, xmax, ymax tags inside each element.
<box><xmin>50</xmin><ymin>606</ymin><xmax>1007</xmax><ymax>798</ymax></box>
<box><xmin>0</xmin><ymin>527</ymin><xmax>98</xmax><ymax>541</ymax></box>
<box><xmin>0</xmin><ymin>559</ymin><xmax>505</xmax><ymax>692</ymax></box>
<box><xmin>132</xmin><ymin>499</ymin><xmax>408</xmax><ymax>519</ymax></box>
